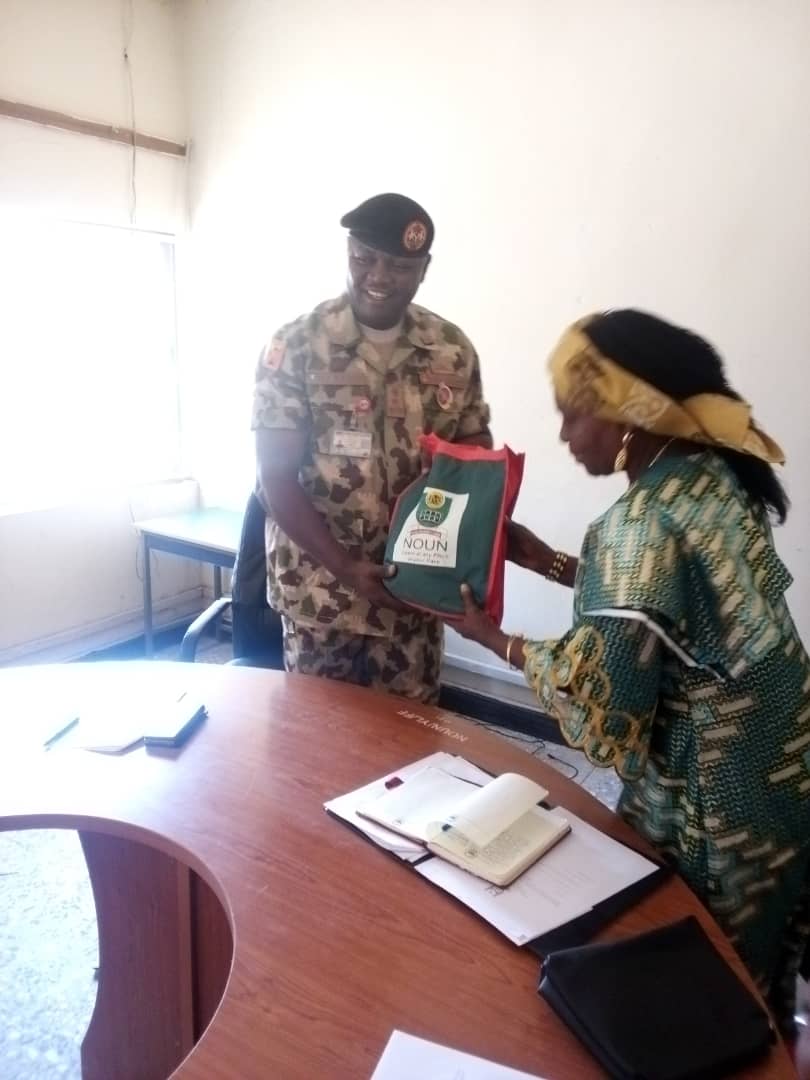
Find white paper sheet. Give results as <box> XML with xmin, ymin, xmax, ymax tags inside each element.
<box><xmin>324</xmin><ymin>752</ymin><xmax>486</xmax><ymax>861</ymax></box>
<box><xmin>62</xmin><ymin>679</ymin><xmax>194</xmax><ymax>754</ymax></box>
<box><xmin>358</xmin><ymin>766</ymin><xmax>487</xmax><ymax>842</ymax></box>
<box><xmin>2</xmin><ymin>667</ymin><xmax>197</xmax><ymax>755</ymax></box>
<box><xmin>370</xmin><ymin>1030</ymin><xmax>547</xmax><ymax>1080</ymax></box>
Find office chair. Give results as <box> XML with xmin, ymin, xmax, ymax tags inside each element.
<box><xmin>180</xmin><ymin>492</ymin><xmax>284</xmax><ymax>669</ymax></box>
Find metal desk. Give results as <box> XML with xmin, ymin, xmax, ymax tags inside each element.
<box><xmin>134</xmin><ymin>509</ymin><xmax>243</xmax><ymax>656</ymax></box>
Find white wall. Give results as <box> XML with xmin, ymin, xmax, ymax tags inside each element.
<box><xmin>0</xmin><ymin>481</ymin><xmax>203</xmax><ymax>662</ymax></box>
<box><xmin>0</xmin><ymin>0</ymin><xmax>187</xmax><ymax>231</ymax></box>
<box><xmin>0</xmin><ymin>0</ymin><xmax>195</xmax><ymax>659</ymax></box>
<box><xmin>178</xmin><ymin>0</ymin><xmax>810</xmax><ymax>678</ymax></box>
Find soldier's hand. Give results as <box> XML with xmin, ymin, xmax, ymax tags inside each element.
<box><xmin>342</xmin><ymin>560</ymin><xmax>410</xmax><ymax>612</ymax></box>
<box><xmin>419</xmin><ymin>441</ymin><xmax>433</xmax><ymax>475</ymax></box>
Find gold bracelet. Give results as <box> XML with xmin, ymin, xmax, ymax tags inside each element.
<box><xmin>546</xmin><ymin>550</ymin><xmax>568</xmax><ymax>583</ymax></box>
<box><xmin>505</xmin><ymin>635</ymin><xmax>522</xmax><ymax>669</ymax></box>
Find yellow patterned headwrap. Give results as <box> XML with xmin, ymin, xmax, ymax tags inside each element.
<box><xmin>548</xmin><ymin>319</ymin><xmax>785</xmax><ymax>465</ymax></box>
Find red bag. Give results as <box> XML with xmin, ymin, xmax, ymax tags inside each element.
<box><xmin>385</xmin><ymin>433</ymin><xmax>525</xmax><ymax>624</ymax></box>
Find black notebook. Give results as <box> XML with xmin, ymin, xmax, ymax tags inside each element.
<box><xmin>538</xmin><ymin>916</ymin><xmax>773</xmax><ymax>1080</ymax></box>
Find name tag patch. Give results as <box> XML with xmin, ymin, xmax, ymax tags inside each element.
<box><xmin>330</xmin><ymin>429</ymin><xmax>373</xmax><ymax>458</ymax></box>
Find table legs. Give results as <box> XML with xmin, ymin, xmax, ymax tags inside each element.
<box><xmin>142</xmin><ymin>544</ymin><xmax>230</xmax><ymax>655</ymax></box>
<box><xmin>79</xmin><ymin>831</ymin><xmax>231</xmax><ymax>1080</ymax></box>
<box><xmin>213</xmin><ymin>566</ymin><xmax>225</xmax><ymax>642</ymax></box>
<box><xmin>143</xmin><ymin>534</ymin><xmax>154</xmax><ymax>658</ymax></box>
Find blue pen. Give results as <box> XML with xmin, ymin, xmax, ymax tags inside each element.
<box><xmin>43</xmin><ymin>716</ymin><xmax>79</xmax><ymax>750</ymax></box>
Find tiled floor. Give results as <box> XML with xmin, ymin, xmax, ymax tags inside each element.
<box><xmin>0</xmin><ymin>832</ymin><xmax>97</xmax><ymax>1079</ymax></box>
<box><xmin>0</xmin><ymin>643</ymin><xmax>619</xmax><ymax>1080</ymax></box>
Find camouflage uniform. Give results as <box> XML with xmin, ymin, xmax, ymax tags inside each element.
<box><xmin>251</xmin><ymin>293</ymin><xmax>491</xmax><ymax>702</ymax></box>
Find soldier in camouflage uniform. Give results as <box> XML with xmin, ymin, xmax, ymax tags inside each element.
<box><xmin>252</xmin><ymin>193</ymin><xmax>492</xmax><ymax>703</ymax></box>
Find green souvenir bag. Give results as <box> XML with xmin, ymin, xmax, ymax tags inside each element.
<box><xmin>384</xmin><ymin>434</ymin><xmax>524</xmax><ymax>623</ymax></box>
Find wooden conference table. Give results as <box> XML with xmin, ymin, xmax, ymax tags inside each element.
<box><xmin>0</xmin><ymin>663</ymin><xmax>795</xmax><ymax>1080</ymax></box>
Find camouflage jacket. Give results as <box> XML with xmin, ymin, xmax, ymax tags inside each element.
<box><xmin>251</xmin><ymin>294</ymin><xmax>491</xmax><ymax>635</ymax></box>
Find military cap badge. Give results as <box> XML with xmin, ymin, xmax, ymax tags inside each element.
<box><xmin>402</xmin><ymin>220</ymin><xmax>428</xmax><ymax>253</ymax></box>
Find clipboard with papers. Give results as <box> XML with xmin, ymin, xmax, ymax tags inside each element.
<box><xmin>324</xmin><ymin>751</ymin><xmax>668</xmax><ymax>950</ymax></box>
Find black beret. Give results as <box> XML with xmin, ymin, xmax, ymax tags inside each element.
<box><xmin>340</xmin><ymin>193</ymin><xmax>434</xmax><ymax>259</ymax></box>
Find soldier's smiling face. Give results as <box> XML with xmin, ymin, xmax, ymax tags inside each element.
<box><xmin>347</xmin><ymin>237</ymin><xmax>429</xmax><ymax>330</ymax></box>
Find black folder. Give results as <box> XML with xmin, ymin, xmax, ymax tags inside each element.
<box><xmin>538</xmin><ymin>916</ymin><xmax>774</xmax><ymax>1080</ymax></box>
<box><xmin>526</xmin><ymin>860</ymin><xmax>670</xmax><ymax>956</ymax></box>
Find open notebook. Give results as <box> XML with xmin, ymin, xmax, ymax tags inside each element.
<box><xmin>325</xmin><ymin>752</ymin><xmax>662</xmax><ymax>947</ymax></box>
<box><xmin>358</xmin><ymin>766</ymin><xmax>570</xmax><ymax>887</ymax></box>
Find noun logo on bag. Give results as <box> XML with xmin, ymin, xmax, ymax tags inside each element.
<box><xmin>416</xmin><ymin>489</ymin><xmax>452</xmax><ymax>528</ymax></box>
<box><xmin>392</xmin><ymin>487</ymin><xmax>470</xmax><ymax>568</ymax></box>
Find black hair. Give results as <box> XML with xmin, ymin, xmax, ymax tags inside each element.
<box><xmin>583</xmin><ymin>309</ymin><xmax>789</xmax><ymax>523</ymax></box>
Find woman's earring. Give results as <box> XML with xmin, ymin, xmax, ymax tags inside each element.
<box><xmin>614</xmin><ymin>430</ymin><xmax>632</xmax><ymax>473</ymax></box>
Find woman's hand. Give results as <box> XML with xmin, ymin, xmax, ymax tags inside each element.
<box><xmin>450</xmin><ymin>585</ymin><xmax>527</xmax><ymax>670</ymax></box>
<box><xmin>507</xmin><ymin>520</ymin><xmax>578</xmax><ymax>587</ymax></box>
<box><xmin>506</xmin><ymin>520</ymin><xmax>552</xmax><ymax>573</ymax></box>
<box><xmin>452</xmin><ymin>584</ymin><xmax>508</xmax><ymax>656</ymax></box>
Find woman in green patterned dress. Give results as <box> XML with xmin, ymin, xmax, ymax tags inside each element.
<box><xmin>451</xmin><ymin>309</ymin><xmax>810</xmax><ymax>1033</ymax></box>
